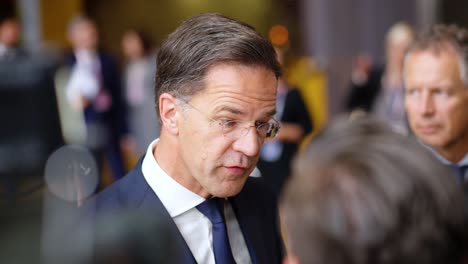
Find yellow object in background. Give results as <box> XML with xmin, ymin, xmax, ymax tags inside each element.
<box><xmin>286</xmin><ymin>56</ymin><xmax>328</xmax><ymax>150</ymax></box>
<box><xmin>40</xmin><ymin>0</ymin><xmax>82</xmax><ymax>49</ymax></box>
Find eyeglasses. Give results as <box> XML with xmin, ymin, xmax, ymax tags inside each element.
<box><xmin>178</xmin><ymin>99</ymin><xmax>280</xmax><ymax>140</ymax></box>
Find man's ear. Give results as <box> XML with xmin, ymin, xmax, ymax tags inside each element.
<box><xmin>159</xmin><ymin>93</ymin><xmax>180</xmax><ymax>135</ymax></box>
<box><xmin>283</xmin><ymin>255</ymin><xmax>301</xmax><ymax>264</ymax></box>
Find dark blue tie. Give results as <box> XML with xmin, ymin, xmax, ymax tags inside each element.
<box><xmin>450</xmin><ymin>165</ymin><xmax>467</xmax><ymax>184</ymax></box>
<box><xmin>197</xmin><ymin>198</ymin><xmax>236</xmax><ymax>264</ymax></box>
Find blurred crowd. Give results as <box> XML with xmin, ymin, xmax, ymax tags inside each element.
<box><xmin>0</xmin><ymin>15</ymin><xmax>160</xmax><ymax>193</ymax></box>
<box><xmin>0</xmin><ymin>9</ymin><xmax>467</xmax><ymax>264</ymax></box>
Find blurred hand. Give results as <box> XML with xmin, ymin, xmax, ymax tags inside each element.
<box><xmin>71</xmin><ymin>96</ymin><xmax>90</xmax><ymax>111</ymax></box>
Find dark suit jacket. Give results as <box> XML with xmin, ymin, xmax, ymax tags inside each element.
<box><xmin>82</xmin><ymin>158</ymin><xmax>285</xmax><ymax>264</ymax></box>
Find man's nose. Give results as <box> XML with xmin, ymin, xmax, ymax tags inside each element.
<box><xmin>419</xmin><ymin>92</ymin><xmax>435</xmax><ymax>116</ymax></box>
<box><xmin>232</xmin><ymin>127</ymin><xmax>261</xmax><ymax>157</ymax></box>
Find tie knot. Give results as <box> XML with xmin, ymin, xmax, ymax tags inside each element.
<box><xmin>197</xmin><ymin>198</ymin><xmax>225</xmax><ymax>224</ymax></box>
<box><xmin>450</xmin><ymin>164</ymin><xmax>468</xmax><ymax>184</ymax></box>
<box><xmin>460</xmin><ymin>164</ymin><xmax>468</xmax><ymax>177</ymax></box>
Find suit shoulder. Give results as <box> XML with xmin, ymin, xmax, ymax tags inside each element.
<box><xmin>243</xmin><ymin>176</ymin><xmax>267</xmax><ymax>191</ymax></box>
<box><xmin>83</xmin><ymin>164</ymin><xmax>146</xmax><ymax>211</ymax></box>
<box><xmin>241</xmin><ymin>177</ymin><xmax>278</xmax><ymax>204</ymax></box>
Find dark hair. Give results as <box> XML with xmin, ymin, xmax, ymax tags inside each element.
<box><xmin>281</xmin><ymin>116</ymin><xmax>467</xmax><ymax>264</ymax></box>
<box><xmin>0</xmin><ymin>15</ymin><xmax>17</xmax><ymax>26</ymax></box>
<box><xmin>405</xmin><ymin>24</ymin><xmax>468</xmax><ymax>85</ymax></box>
<box><xmin>154</xmin><ymin>13</ymin><xmax>281</xmax><ymax>120</ymax></box>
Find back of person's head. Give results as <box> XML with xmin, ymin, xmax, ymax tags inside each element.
<box><xmin>154</xmin><ymin>13</ymin><xmax>281</xmax><ymax>120</ymax></box>
<box><xmin>281</xmin><ymin>116</ymin><xmax>467</xmax><ymax>264</ymax></box>
<box><xmin>91</xmin><ymin>211</ymin><xmax>179</xmax><ymax>264</ymax></box>
<box><xmin>58</xmin><ymin>210</ymin><xmax>180</xmax><ymax>264</ymax></box>
<box><xmin>405</xmin><ymin>24</ymin><xmax>468</xmax><ymax>85</ymax></box>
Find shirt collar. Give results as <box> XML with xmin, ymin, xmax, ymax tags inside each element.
<box><xmin>459</xmin><ymin>153</ymin><xmax>468</xmax><ymax>167</ymax></box>
<box><xmin>419</xmin><ymin>139</ymin><xmax>468</xmax><ymax>166</ymax></box>
<box><xmin>74</xmin><ymin>49</ymin><xmax>99</xmax><ymax>66</ymax></box>
<box><xmin>0</xmin><ymin>44</ymin><xmax>7</xmax><ymax>55</ymax></box>
<box><xmin>142</xmin><ymin>139</ymin><xmax>205</xmax><ymax>217</ymax></box>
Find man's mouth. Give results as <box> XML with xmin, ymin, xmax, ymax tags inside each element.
<box><xmin>417</xmin><ymin>125</ymin><xmax>439</xmax><ymax>135</ymax></box>
<box><xmin>223</xmin><ymin>165</ymin><xmax>248</xmax><ymax>176</ymax></box>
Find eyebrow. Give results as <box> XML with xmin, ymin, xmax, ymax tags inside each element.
<box><xmin>214</xmin><ymin>105</ymin><xmax>277</xmax><ymax>119</ymax></box>
<box><xmin>264</xmin><ymin>109</ymin><xmax>277</xmax><ymax>118</ymax></box>
<box><xmin>214</xmin><ymin>105</ymin><xmax>245</xmax><ymax>115</ymax></box>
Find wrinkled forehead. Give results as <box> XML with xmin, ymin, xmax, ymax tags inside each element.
<box><xmin>203</xmin><ymin>61</ymin><xmax>279</xmax><ymax>79</ymax></box>
<box><xmin>190</xmin><ymin>63</ymin><xmax>278</xmax><ymax>112</ymax></box>
<box><xmin>201</xmin><ymin>63</ymin><xmax>277</xmax><ymax>93</ymax></box>
<box><xmin>404</xmin><ymin>47</ymin><xmax>464</xmax><ymax>79</ymax></box>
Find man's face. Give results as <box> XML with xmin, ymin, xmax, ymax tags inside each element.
<box><xmin>176</xmin><ymin>64</ymin><xmax>277</xmax><ymax>198</ymax></box>
<box><xmin>121</xmin><ymin>31</ymin><xmax>143</xmax><ymax>59</ymax></box>
<box><xmin>0</xmin><ymin>19</ymin><xmax>20</xmax><ymax>46</ymax></box>
<box><xmin>404</xmin><ymin>49</ymin><xmax>468</xmax><ymax>156</ymax></box>
<box><xmin>70</xmin><ymin>20</ymin><xmax>98</xmax><ymax>50</ymax></box>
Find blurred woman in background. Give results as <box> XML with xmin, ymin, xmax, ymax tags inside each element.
<box><xmin>121</xmin><ymin>29</ymin><xmax>159</xmax><ymax>157</ymax></box>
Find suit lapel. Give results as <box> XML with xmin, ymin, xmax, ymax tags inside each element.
<box><xmin>230</xmin><ymin>194</ymin><xmax>265</xmax><ymax>264</ymax></box>
<box><xmin>122</xmin><ymin>160</ymin><xmax>197</xmax><ymax>264</ymax></box>
<box><xmin>229</xmin><ymin>177</ymin><xmax>284</xmax><ymax>264</ymax></box>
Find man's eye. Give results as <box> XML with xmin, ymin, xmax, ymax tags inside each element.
<box><xmin>433</xmin><ymin>89</ymin><xmax>450</xmax><ymax>97</ymax></box>
<box><xmin>220</xmin><ymin>120</ymin><xmax>238</xmax><ymax>129</ymax></box>
<box><xmin>406</xmin><ymin>88</ymin><xmax>418</xmax><ymax>96</ymax></box>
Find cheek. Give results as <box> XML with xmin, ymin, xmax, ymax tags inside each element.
<box><xmin>406</xmin><ymin>105</ymin><xmax>418</xmax><ymax>123</ymax></box>
<box><xmin>198</xmin><ymin>136</ymin><xmax>232</xmax><ymax>164</ymax></box>
<box><xmin>442</xmin><ymin>101</ymin><xmax>463</xmax><ymax>120</ymax></box>
<box><xmin>448</xmin><ymin>105</ymin><xmax>468</xmax><ymax>130</ymax></box>
<box><xmin>405</xmin><ymin>99</ymin><xmax>416</xmax><ymax>115</ymax></box>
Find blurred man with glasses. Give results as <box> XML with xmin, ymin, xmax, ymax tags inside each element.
<box><xmin>81</xmin><ymin>13</ymin><xmax>284</xmax><ymax>264</ymax></box>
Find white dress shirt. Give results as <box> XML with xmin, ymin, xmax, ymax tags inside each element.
<box><xmin>0</xmin><ymin>44</ymin><xmax>8</xmax><ymax>59</ymax></box>
<box><xmin>142</xmin><ymin>139</ymin><xmax>252</xmax><ymax>264</ymax></box>
<box><xmin>65</xmin><ymin>50</ymin><xmax>101</xmax><ymax>103</ymax></box>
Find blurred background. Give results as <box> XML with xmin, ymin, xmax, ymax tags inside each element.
<box><xmin>1</xmin><ymin>0</ymin><xmax>468</xmax><ymax>263</ymax></box>
<box><xmin>4</xmin><ymin>0</ymin><xmax>467</xmax><ymax>114</ymax></box>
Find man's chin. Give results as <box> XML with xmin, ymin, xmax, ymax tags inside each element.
<box><xmin>212</xmin><ymin>179</ymin><xmax>248</xmax><ymax>198</ymax></box>
<box><xmin>420</xmin><ymin>136</ymin><xmax>450</xmax><ymax>150</ymax></box>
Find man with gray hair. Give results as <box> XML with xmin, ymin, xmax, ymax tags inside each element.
<box><xmin>403</xmin><ymin>24</ymin><xmax>468</xmax><ymax>184</ymax></box>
